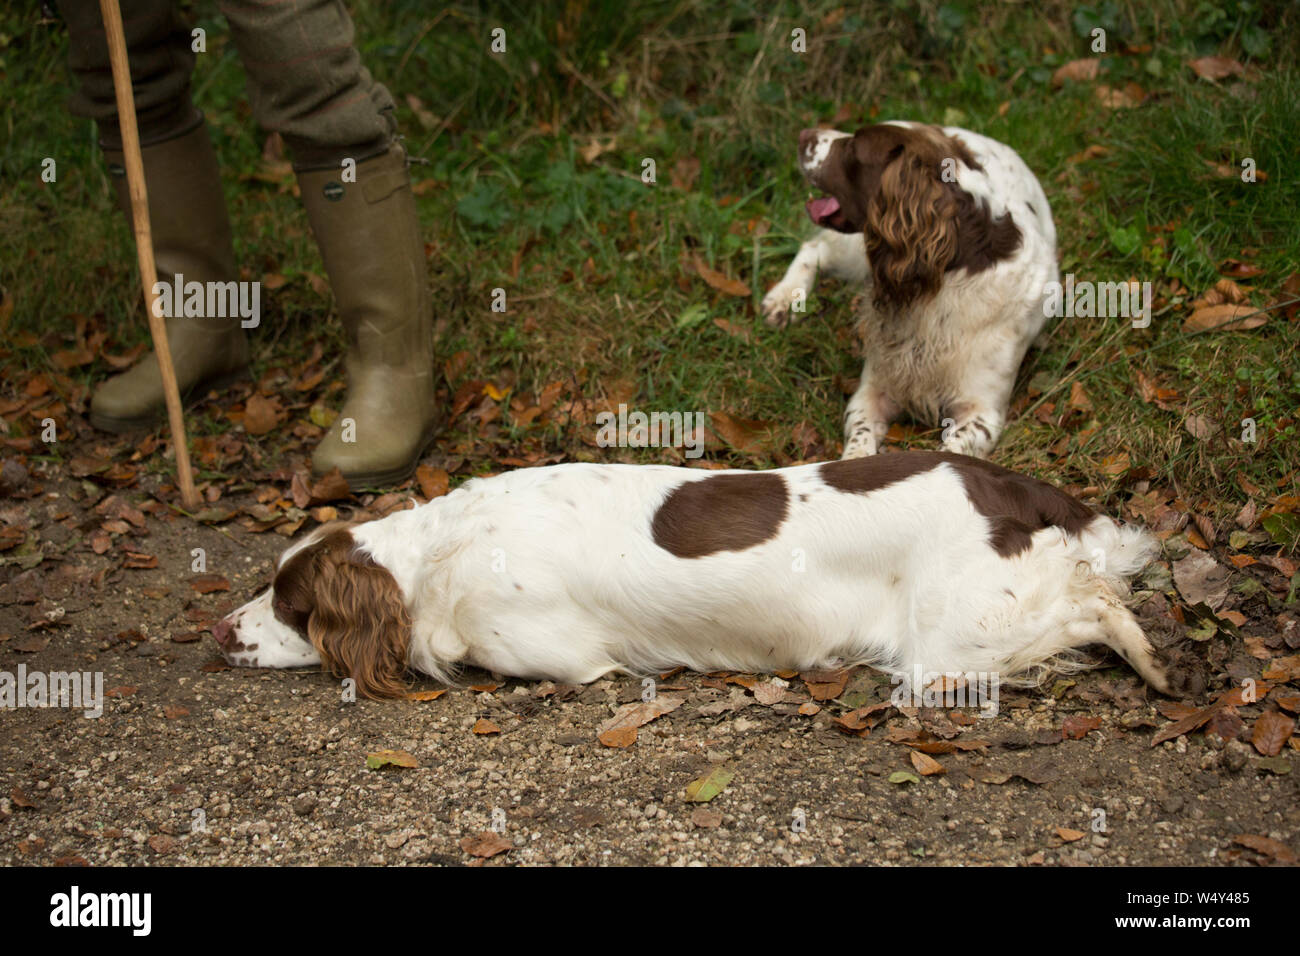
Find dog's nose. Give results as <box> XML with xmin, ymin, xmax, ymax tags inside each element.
<box><xmin>798</xmin><ymin>128</ymin><xmax>818</xmax><ymax>152</ymax></box>
<box><xmin>211</xmin><ymin>617</ymin><xmax>234</xmax><ymax>646</ymax></box>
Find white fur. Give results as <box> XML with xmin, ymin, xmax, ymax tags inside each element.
<box><xmin>763</xmin><ymin>122</ymin><xmax>1058</xmax><ymax>460</ymax></box>
<box><xmin>217</xmin><ymin>459</ymin><xmax>1177</xmax><ymax>693</ymax></box>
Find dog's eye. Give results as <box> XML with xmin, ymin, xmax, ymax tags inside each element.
<box><xmin>272</xmin><ymin>596</ymin><xmax>296</xmax><ymax>622</ymax></box>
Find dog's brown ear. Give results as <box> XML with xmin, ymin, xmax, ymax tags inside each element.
<box><xmin>860</xmin><ymin>131</ymin><xmax>959</xmax><ymax>311</ymax></box>
<box><xmin>307</xmin><ymin>552</ymin><xmax>412</xmax><ymax>699</ymax></box>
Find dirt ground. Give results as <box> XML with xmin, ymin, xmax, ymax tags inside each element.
<box><xmin>1</xmin><ymin>462</ymin><xmax>1297</xmax><ymax>867</ymax></box>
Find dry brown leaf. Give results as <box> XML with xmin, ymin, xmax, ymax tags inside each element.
<box><xmin>243</xmin><ymin>393</ymin><xmax>284</xmax><ymax>436</ymax></box>
<box><xmin>1152</xmin><ymin>702</ymin><xmax>1221</xmax><ymax>746</ymax></box>
<box><xmin>472</xmin><ymin>718</ymin><xmax>501</xmax><ymax>735</ymax></box>
<box><xmin>1094</xmin><ymin>83</ymin><xmax>1143</xmax><ymax>108</ymax></box>
<box><xmin>460</xmin><ymin>831</ymin><xmax>513</xmax><ymax>858</ymax></box>
<box><xmin>1062</xmin><ymin>714</ymin><xmax>1102</xmax><ymax>740</ymax></box>
<box><xmin>1052</xmin><ymin>58</ymin><xmax>1099</xmax><ymax>87</ymax></box>
<box><xmin>405</xmin><ymin>689</ymin><xmax>447</xmax><ymax>701</ymax></box>
<box><xmin>1232</xmin><ymin>833</ymin><xmax>1297</xmax><ymax>864</ymax></box>
<box><xmin>693</xmin><ymin>256</ymin><xmax>750</xmax><ymax>297</ymax></box>
<box><xmin>1189</xmin><ymin>56</ymin><xmax>1244</xmax><ymax>81</ymax></box>
<box><xmin>598</xmin><ymin>725</ymin><xmax>638</xmax><ymax>748</ymax></box>
<box><xmin>1251</xmin><ymin>711</ymin><xmax>1295</xmax><ymax>757</ymax></box>
<box><xmin>709</xmin><ymin>411</ymin><xmax>776</xmax><ymax>455</ymax></box>
<box><xmin>596</xmin><ymin>694</ymin><xmax>684</xmax><ymax>747</ymax></box>
<box><xmin>416</xmin><ymin>465</ymin><xmax>450</xmax><ymax>500</ymax></box>
<box><xmin>1183</xmin><ymin>415</ymin><xmax>1214</xmax><ymax>441</ymax></box>
<box><xmin>1066</xmin><ymin>144</ymin><xmax>1110</xmax><ymax>164</ymax></box>
<box><xmin>910</xmin><ymin>751</ymin><xmax>945</xmax><ymax>776</ymax></box>
<box><xmin>801</xmin><ymin>667</ymin><xmax>851</xmax><ymax>701</ymax></box>
<box><xmin>189</xmin><ymin>574</ymin><xmax>230</xmax><ymax>594</ymax></box>
<box><xmin>1182</xmin><ymin>303</ymin><xmax>1265</xmax><ymax>333</ymax></box>
<box><xmin>1173</xmin><ymin>550</ymin><xmax>1230</xmax><ymax>609</ymax></box>
<box><xmin>690</xmin><ymin>807</ymin><xmax>723</xmax><ymax>829</ymax></box>
<box><xmin>1056</xmin><ymin>827</ymin><xmax>1086</xmax><ymax>843</ymax></box>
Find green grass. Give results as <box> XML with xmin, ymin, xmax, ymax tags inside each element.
<box><xmin>1</xmin><ymin>0</ymin><xmax>1297</xmax><ymax>534</ymax></box>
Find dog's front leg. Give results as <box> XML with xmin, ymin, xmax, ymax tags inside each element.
<box><xmin>762</xmin><ymin>230</ymin><xmax>867</xmax><ymax>328</ymax></box>
<box><xmin>842</xmin><ymin>366</ymin><xmax>898</xmax><ymax>459</ymax></box>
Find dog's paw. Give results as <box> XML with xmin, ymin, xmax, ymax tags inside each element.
<box><xmin>841</xmin><ymin>435</ymin><xmax>879</xmax><ymax>459</ymax></box>
<box><xmin>760</xmin><ymin>283</ymin><xmax>806</xmax><ymax>329</ymax></box>
<box><xmin>940</xmin><ymin>420</ymin><xmax>997</xmax><ymax>460</ymax></box>
<box><xmin>1155</xmin><ymin>650</ymin><xmax>1207</xmax><ymax>699</ymax></box>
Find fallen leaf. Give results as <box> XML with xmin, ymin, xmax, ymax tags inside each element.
<box><xmin>1232</xmin><ymin>833</ymin><xmax>1297</xmax><ymax>864</ymax></box>
<box><xmin>685</xmin><ymin>767</ymin><xmax>734</xmax><ymax>803</ymax></box>
<box><xmin>802</xmin><ymin>667</ymin><xmax>851</xmax><ymax>701</ymax></box>
<box><xmin>709</xmin><ymin>411</ymin><xmax>776</xmax><ymax>455</ymax></box>
<box><xmin>147</xmin><ymin>835</ymin><xmax>177</xmax><ymax>854</ymax></box>
<box><xmin>1182</xmin><ymin>303</ymin><xmax>1265</xmax><ymax>334</ymax></box>
<box><xmin>910</xmin><ymin>751</ymin><xmax>945</xmax><ymax>776</ymax></box>
<box><xmin>693</xmin><ymin>256</ymin><xmax>749</xmax><ymax>297</ymax></box>
<box><xmin>188</xmin><ymin>574</ymin><xmax>230</xmax><ymax>594</ymax></box>
<box><xmin>1183</xmin><ymin>415</ymin><xmax>1214</xmax><ymax>441</ymax></box>
<box><xmin>1173</xmin><ymin>551</ymin><xmax>1230</xmax><ymax>609</ymax></box>
<box><xmin>366</xmin><ymin>749</ymin><xmax>420</xmax><ymax>770</ymax></box>
<box><xmin>597</xmin><ymin>694</ymin><xmax>684</xmax><ymax>747</ymax></box>
<box><xmin>243</xmin><ymin>393</ymin><xmax>284</xmax><ymax>436</ymax></box>
<box><xmin>472</xmin><ymin>718</ymin><xmax>501</xmax><ymax>736</ymax></box>
<box><xmin>1189</xmin><ymin>56</ymin><xmax>1244</xmax><ymax>81</ymax></box>
<box><xmin>460</xmin><ymin>831</ymin><xmax>513</xmax><ymax>858</ymax></box>
<box><xmin>1052</xmin><ymin>58</ymin><xmax>1099</xmax><ymax>86</ymax></box>
<box><xmin>416</xmin><ymin>465</ymin><xmax>450</xmax><ymax>500</ymax></box>
<box><xmin>307</xmin><ymin>468</ymin><xmax>350</xmax><ymax>505</ymax></box>
<box><xmin>1062</xmin><ymin>714</ymin><xmax>1102</xmax><ymax>739</ymax></box>
<box><xmin>1152</xmin><ymin>703</ymin><xmax>1222</xmax><ymax>746</ymax></box>
<box><xmin>690</xmin><ymin>807</ymin><xmax>723</xmax><ymax>828</ymax></box>
<box><xmin>1251</xmin><ymin>711</ymin><xmax>1295</xmax><ymax>757</ymax></box>
<box><xmin>1055</xmin><ymin>827</ymin><xmax>1086</xmax><ymax>843</ymax></box>
<box><xmin>1094</xmin><ymin>83</ymin><xmax>1143</xmax><ymax>108</ymax></box>
<box><xmin>405</xmin><ymin>689</ymin><xmax>447</xmax><ymax>701</ymax></box>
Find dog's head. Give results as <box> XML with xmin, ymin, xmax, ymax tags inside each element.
<box><xmin>212</xmin><ymin>523</ymin><xmax>412</xmax><ymax>698</ymax></box>
<box><xmin>797</xmin><ymin>123</ymin><xmax>1019</xmax><ymax>310</ymax></box>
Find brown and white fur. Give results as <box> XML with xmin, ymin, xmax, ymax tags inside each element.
<box><xmin>212</xmin><ymin>454</ymin><xmax>1200</xmax><ymax>700</ymax></box>
<box><xmin>762</xmin><ymin>122</ymin><xmax>1057</xmax><ymax>460</ymax></box>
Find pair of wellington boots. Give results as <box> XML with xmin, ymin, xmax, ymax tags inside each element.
<box><xmin>91</xmin><ymin>124</ymin><xmax>436</xmax><ymax>487</ymax></box>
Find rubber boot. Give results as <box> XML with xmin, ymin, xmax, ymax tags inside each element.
<box><xmin>90</xmin><ymin>122</ymin><xmax>249</xmax><ymax>432</ymax></box>
<box><xmin>297</xmin><ymin>142</ymin><xmax>437</xmax><ymax>487</ymax></box>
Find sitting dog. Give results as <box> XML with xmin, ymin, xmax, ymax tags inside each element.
<box><xmin>212</xmin><ymin>454</ymin><xmax>1199</xmax><ymax>700</ymax></box>
<box><xmin>762</xmin><ymin>122</ymin><xmax>1058</xmax><ymax>459</ymax></box>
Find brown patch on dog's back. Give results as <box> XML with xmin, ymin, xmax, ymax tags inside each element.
<box><xmin>947</xmin><ymin>455</ymin><xmax>1095</xmax><ymax>557</ymax></box>
<box><xmin>821</xmin><ymin>451</ymin><xmax>1096</xmax><ymax>558</ymax></box>
<box><xmin>819</xmin><ymin>452</ymin><xmax>944</xmax><ymax>494</ymax></box>
<box><xmin>652</xmin><ymin>473</ymin><xmax>789</xmax><ymax>558</ymax></box>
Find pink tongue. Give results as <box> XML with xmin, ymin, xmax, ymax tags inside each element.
<box><xmin>805</xmin><ymin>196</ymin><xmax>840</xmax><ymax>224</ymax></box>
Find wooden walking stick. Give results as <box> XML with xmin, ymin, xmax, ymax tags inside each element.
<box><xmin>99</xmin><ymin>0</ymin><xmax>199</xmax><ymax>510</ymax></box>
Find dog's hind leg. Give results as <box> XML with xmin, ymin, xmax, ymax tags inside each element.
<box><xmin>1066</xmin><ymin>580</ymin><xmax>1204</xmax><ymax>697</ymax></box>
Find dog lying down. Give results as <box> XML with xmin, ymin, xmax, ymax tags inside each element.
<box><xmin>212</xmin><ymin>452</ymin><xmax>1202</xmax><ymax>700</ymax></box>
